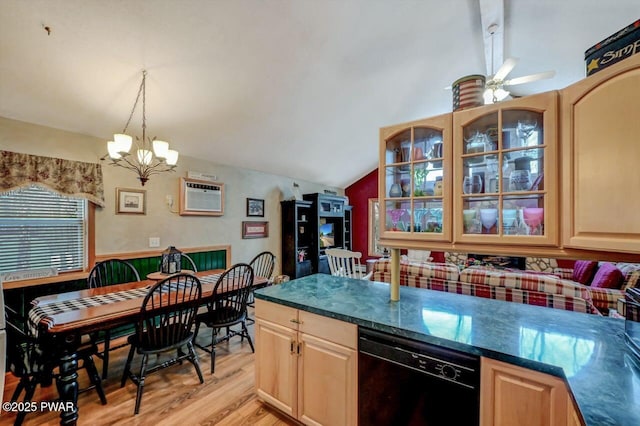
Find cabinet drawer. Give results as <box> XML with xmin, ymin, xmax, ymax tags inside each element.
<box><xmin>256</xmin><ymin>299</ymin><xmax>299</xmax><ymax>330</ymax></box>
<box><xmin>299</xmin><ymin>310</ymin><xmax>357</xmax><ymax>350</ymax></box>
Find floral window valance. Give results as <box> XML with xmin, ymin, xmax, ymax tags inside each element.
<box><xmin>0</xmin><ymin>150</ymin><xmax>105</xmax><ymax>207</ymax></box>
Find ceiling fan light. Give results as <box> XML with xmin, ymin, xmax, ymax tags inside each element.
<box><xmin>495</xmin><ymin>88</ymin><xmax>510</xmax><ymax>101</ymax></box>
<box><xmin>483</xmin><ymin>87</ymin><xmax>510</xmax><ymax>104</ymax></box>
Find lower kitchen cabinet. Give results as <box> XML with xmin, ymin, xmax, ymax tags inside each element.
<box><xmin>481</xmin><ymin>357</ymin><xmax>573</xmax><ymax>426</ymax></box>
<box><xmin>255</xmin><ymin>299</ymin><xmax>357</xmax><ymax>426</ymax></box>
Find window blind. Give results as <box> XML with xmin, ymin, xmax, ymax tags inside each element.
<box><xmin>0</xmin><ymin>185</ymin><xmax>87</xmax><ymax>274</ymax></box>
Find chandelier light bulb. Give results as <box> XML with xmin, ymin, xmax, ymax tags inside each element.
<box><xmin>113</xmin><ymin>133</ymin><xmax>133</xmax><ymax>153</ymax></box>
<box><xmin>107</xmin><ymin>141</ymin><xmax>122</xmax><ymax>159</ymax></box>
<box><xmin>153</xmin><ymin>140</ymin><xmax>169</xmax><ymax>158</ymax></box>
<box><xmin>137</xmin><ymin>149</ymin><xmax>152</xmax><ymax>165</ymax></box>
<box><xmin>165</xmin><ymin>149</ymin><xmax>179</xmax><ymax>166</ymax></box>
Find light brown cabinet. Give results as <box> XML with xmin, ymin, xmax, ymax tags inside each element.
<box><xmin>378</xmin><ymin>113</ymin><xmax>453</xmax><ymax>243</ymax></box>
<box><xmin>561</xmin><ymin>53</ymin><xmax>640</xmax><ymax>254</ymax></box>
<box><xmin>255</xmin><ymin>299</ymin><xmax>357</xmax><ymax>426</ymax></box>
<box><xmin>481</xmin><ymin>357</ymin><xmax>570</xmax><ymax>426</ymax></box>
<box><xmin>453</xmin><ymin>91</ymin><xmax>559</xmax><ymax>246</ymax></box>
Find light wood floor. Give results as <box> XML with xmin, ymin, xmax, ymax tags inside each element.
<box><xmin>1</xmin><ymin>315</ymin><xmax>298</xmax><ymax>425</ymax></box>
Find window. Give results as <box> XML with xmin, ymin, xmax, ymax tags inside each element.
<box><xmin>0</xmin><ymin>185</ymin><xmax>87</xmax><ymax>274</ymax></box>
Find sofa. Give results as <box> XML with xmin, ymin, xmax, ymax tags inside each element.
<box><xmin>371</xmin><ymin>259</ymin><xmax>601</xmax><ymax>315</ymax></box>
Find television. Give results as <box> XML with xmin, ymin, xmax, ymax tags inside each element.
<box><xmin>319</xmin><ymin>223</ymin><xmax>335</xmax><ymax>248</ymax></box>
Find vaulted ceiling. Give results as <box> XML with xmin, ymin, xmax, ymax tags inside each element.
<box><xmin>0</xmin><ymin>1</ymin><xmax>637</xmax><ymax>188</ymax></box>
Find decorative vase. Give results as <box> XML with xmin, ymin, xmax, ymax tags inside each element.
<box><xmin>389</xmin><ymin>183</ymin><xmax>402</xmax><ymax>197</ymax></box>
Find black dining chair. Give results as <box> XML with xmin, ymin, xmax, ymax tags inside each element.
<box><xmin>193</xmin><ymin>263</ymin><xmax>254</xmax><ymax>374</ymax></box>
<box><xmin>6</xmin><ymin>315</ymin><xmax>107</xmax><ymax>425</ymax></box>
<box><xmin>87</xmin><ymin>258</ymin><xmax>141</xmax><ymax>379</ymax></box>
<box><xmin>246</xmin><ymin>251</ymin><xmax>276</xmax><ymax>324</ymax></box>
<box><xmin>120</xmin><ymin>273</ymin><xmax>204</xmax><ymax>415</ymax></box>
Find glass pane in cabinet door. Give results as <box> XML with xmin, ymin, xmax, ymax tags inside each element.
<box><xmin>413</xmin><ymin>161</ymin><xmax>443</xmax><ymax>196</ymax></box>
<box><xmin>462</xmin><ymin>197</ymin><xmax>499</xmax><ymax>235</ymax></box>
<box><xmin>385</xmin><ymin>130</ymin><xmax>412</xmax><ymax>166</ymax></box>
<box><xmin>462</xmin><ymin>155</ymin><xmax>500</xmax><ymax>195</ymax></box>
<box><xmin>503</xmin><ymin>195</ymin><xmax>545</xmax><ymax>236</ymax></box>
<box><xmin>385</xmin><ymin>165</ymin><xmax>412</xmax><ymax>198</ymax></box>
<box><xmin>413</xmin><ymin>200</ymin><xmax>443</xmax><ymax>234</ymax></box>
<box><xmin>385</xmin><ymin>200</ymin><xmax>411</xmax><ymax>232</ymax></box>
<box><xmin>414</xmin><ymin>127</ymin><xmax>443</xmax><ymax>166</ymax></box>
<box><xmin>462</xmin><ymin>113</ymin><xmax>498</xmax><ymax>155</ymax></box>
<box><xmin>503</xmin><ymin>149</ymin><xmax>545</xmax><ymax>193</ymax></box>
<box><xmin>502</xmin><ymin>110</ymin><xmax>543</xmax><ymax>150</ymax></box>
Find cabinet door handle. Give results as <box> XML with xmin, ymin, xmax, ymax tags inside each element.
<box><xmin>297</xmin><ymin>342</ymin><xmax>301</xmax><ymax>356</ymax></box>
<box><xmin>290</xmin><ymin>340</ymin><xmax>295</xmax><ymax>354</ymax></box>
<box><xmin>290</xmin><ymin>318</ymin><xmax>301</xmax><ymax>324</ymax></box>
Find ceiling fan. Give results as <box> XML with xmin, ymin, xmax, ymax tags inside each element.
<box><xmin>482</xmin><ymin>23</ymin><xmax>555</xmax><ymax>104</ymax></box>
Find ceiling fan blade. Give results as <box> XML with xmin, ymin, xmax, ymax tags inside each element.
<box><xmin>504</xmin><ymin>70</ymin><xmax>556</xmax><ymax>86</ymax></box>
<box><xmin>492</xmin><ymin>57</ymin><xmax>518</xmax><ymax>81</ymax></box>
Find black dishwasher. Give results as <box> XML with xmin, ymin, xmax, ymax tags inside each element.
<box><xmin>358</xmin><ymin>328</ymin><xmax>480</xmax><ymax>426</ymax></box>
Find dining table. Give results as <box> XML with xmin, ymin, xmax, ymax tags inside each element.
<box><xmin>28</xmin><ymin>269</ymin><xmax>268</xmax><ymax>425</ymax></box>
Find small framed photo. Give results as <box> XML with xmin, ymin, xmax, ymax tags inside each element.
<box><xmin>242</xmin><ymin>221</ymin><xmax>269</xmax><ymax>239</ymax></box>
<box><xmin>116</xmin><ymin>188</ymin><xmax>146</xmax><ymax>215</ymax></box>
<box><xmin>246</xmin><ymin>198</ymin><xmax>265</xmax><ymax>217</ymax></box>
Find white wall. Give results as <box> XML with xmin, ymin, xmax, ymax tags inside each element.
<box><xmin>0</xmin><ymin>116</ymin><xmax>342</xmax><ymax>274</ymax></box>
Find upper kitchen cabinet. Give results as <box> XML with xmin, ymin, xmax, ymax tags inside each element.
<box><xmin>561</xmin><ymin>54</ymin><xmax>640</xmax><ymax>254</ymax></box>
<box><xmin>379</xmin><ymin>114</ymin><xmax>453</xmax><ymax>244</ymax></box>
<box><xmin>453</xmin><ymin>91</ymin><xmax>559</xmax><ymax>247</ymax></box>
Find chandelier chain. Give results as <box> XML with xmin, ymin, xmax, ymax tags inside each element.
<box><xmin>122</xmin><ymin>70</ymin><xmax>147</xmax><ymax>135</ymax></box>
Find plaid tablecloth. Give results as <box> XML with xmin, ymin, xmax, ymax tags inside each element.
<box><xmin>28</xmin><ymin>286</ymin><xmax>151</xmax><ymax>338</ymax></box>
<box><xmin>27</xmin><ymin>273</ymin><xmax>229</xmax><ymax>338</ymax></box>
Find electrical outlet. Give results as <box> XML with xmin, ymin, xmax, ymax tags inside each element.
<box><xmin>166</xmin><ymin>195</ymin><xmax>173</xmax><ymax>207</ymax></box>
<box><xmin>149</xmin><ymin>237</ymin><xmax>160</xmax><ymax>248</ymax></box>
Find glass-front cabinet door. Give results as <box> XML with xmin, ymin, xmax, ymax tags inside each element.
<box><xmin>453</xmin><ymin>91</ymin><xmax>558</xmax><ymax>245</ymax></box>
<box><xmin>379</xmin><ymin>113</ymin><xmax>452</xmax><ymax>243</ymax></box>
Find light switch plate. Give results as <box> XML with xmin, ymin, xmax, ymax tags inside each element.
<box><xmin>149</xmin><ymin>237</ymin><xmax>160</xmax><ymax>248</ymax></box>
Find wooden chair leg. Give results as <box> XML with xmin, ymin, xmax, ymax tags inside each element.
<box><xmin>15</xmin><ymin>378</ymin><xmax>38</xmax><ymax>426</ymax></box>
<box><xmin>242</xmin><ymin>321</ymin><xmax>255</xmax><ymax>352</ymax></box>
<box><xmin>210</xmin><ymin>329</ymin><xmax>217</xmax><ymax>375</ymax></box>
<box><xmin>134</xmin><ymin>354</ymin><xmax>149</xmax><ymax>415</ymax></box>
<box><xmin>121</xmin><ymin>345</ymin><xmax>135</xmax><ymax>388</ymax></box>
<box><xmin>10</xmin><ymin>379</ymin><xmax>26</xmax><ymax>402</ymax></box>
<box><xmin>84</xmin><ymin>354</ymin><xmax>107</xmax><ymax>405</ymax></box>
<box><xmin>187</xmin><ymin>341</ymin><xmax>204</xmax><ymax>384</ymax></box>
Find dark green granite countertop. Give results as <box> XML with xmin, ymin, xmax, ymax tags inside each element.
<box><xmin>255</xmin><ymin>274</ymin><xmax>640</xmax><ymax>426</ymax></box>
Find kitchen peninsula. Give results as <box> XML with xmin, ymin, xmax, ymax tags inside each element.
<box><xmin>254</xmin><ymin>274</ymin><xmax>640</xmax><ymax>425</ymax></box>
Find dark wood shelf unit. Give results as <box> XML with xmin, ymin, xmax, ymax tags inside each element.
<box><xmin>281</xmin><ymin>200</ymin><xmax>314</xmax><ymax>279</ymax></box>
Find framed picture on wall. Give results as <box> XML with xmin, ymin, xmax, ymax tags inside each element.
<box><xmin>242</xmin><ymin>221</ymin><xmax>269</xmax><ymax>239</ymax></box>
<box><xmin>116</xmin><ymin>188</ymin><xmax>146</xmax><ymax>215</ymax></box>
<box><xmin>246</xmin><ymin>198</ymin><xmax>265</xmax><ymax>217</ymax></box>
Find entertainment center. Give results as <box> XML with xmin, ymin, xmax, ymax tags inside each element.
<box><xmin>281</xmin><ymin>193</ymin><xmax>352</xmax><ymax>279</ymax></box>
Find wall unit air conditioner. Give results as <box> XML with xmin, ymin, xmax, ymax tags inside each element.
<box><xmin>179</xmin><ymin>177</ymin><xmax>224</xmax><ymax>216</ymax></box>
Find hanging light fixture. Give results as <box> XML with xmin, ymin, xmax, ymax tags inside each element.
<box><xmin>104</xmin><ymin>70</ymin><xmax>178</xmax><ymax>185</ymax></box>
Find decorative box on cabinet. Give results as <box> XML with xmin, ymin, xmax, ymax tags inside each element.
<box><xmin>378</xmin><ymin>113</ymin><xmax>453</xmax><ymax>246</ymax></box>
<box><xmin>255</xmin><ymin>299</ymin><xmax>357</xmax><ymax>426</ymax></box>
<box><xmin>453</xmin><ymin>91</ymin><xmax>559</xmax><ymax>246</ymax></box>
<box><xmin>281</xmin><ymin>200</ymin><xmax>314</xmax><ymax>278</ymax></box>
<box><xmin>561</xmin><ymin>53</ymin><xmax>640</xmax><ymax>254</ymax></box>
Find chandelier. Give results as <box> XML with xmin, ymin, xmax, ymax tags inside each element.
<box><xmin>105</xmin><ymin>70</ymin><xmax>178</xmax><ymax>185</ymax></box>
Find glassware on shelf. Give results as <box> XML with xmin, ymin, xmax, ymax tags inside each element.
<box><xmin>463</xmin><ymin>175</ymin><xmax>483</xmax><ymax>194</ymax></box>
<box><xmin>463</xmin><ymin>209</ymin><xmax>481</xmax><ymax>234</ymax></box>
<box><xmin>425</xmin><ymin>208</ymin><xmax>443</xmax><ymax>233</ymax></box>
<box><xmin>434</xmin><ymin>177</ymin><xmax>443</xmax><ymax>196</ymax></box>
<box><xmin>502</xmin><ymin>209</ymin><xmax>518</xmax><ymax>235</ymax></box>
<box><xmin>516</xmin><ymin>119</ymin><xmax>537</xmax><ymax>147</ymax></box>
<box><xmin>509</xmin><ymin>169</ymin><xmax>532</xmax><ymax>191</ymax></box>
<box><xmin>427</xmin><ymin>142</ymin><xmax>443</xmax><ymax>167</ymax></box>
<box><xmin>387</xmin><ymin>208</ymin><xmax>407</xmax><ymax>231</ymax></box>
<box><xmin>389</xmin><ymin>183</ymin><xmax>402</xmax><ymax>197</ymax></box>
<box><xmin>523</xmin><ymin>207</ymin><xmax>544</xmax><ymax>235</ymax></box>
<box><xmin>479</xmin><ymin>208</ymin><xmax>498</xmax><ymax>234</ymax></box>
<box><xmin>413</xmin><ymin>208</ymin><xmax>430</xmax><ymax>232</ymax></box>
